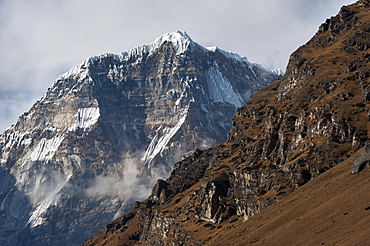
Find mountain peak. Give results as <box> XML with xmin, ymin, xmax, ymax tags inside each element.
<box><xmin>55</xmin><ymin>31</ymin><xmax>196</xmax><ymax>83</ymax></box>
<box><xmin>118</xmin><ymin>30</ymin><xmax>199</xmax><ymax>60</ymax></box>
<box><xmin>82</xmin><ymin>2</ymin><xmax>370</xmax><ymax>245</ymax></box>
<box><xmin>152</xmin><ymin>30</ymin><xmax>194</xmax><ymax>53</ymax></box>
<box><xmin>56</xmin><ymin>30</ymin><xmax>275</xmax><ymax>88</ymax></box>
<box><xmin>0</xmin><ymin>26</ymin><xmax>281</xmax><ymax>245</ymax></box>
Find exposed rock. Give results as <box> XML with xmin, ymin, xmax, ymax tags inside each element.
<box><xmin>0</xmin><ymin>31</ymin><xmax>280</xmax><ymax>245</ymax></box>
<box><xmin>358</xmin><ymin>0</ymin><xmax>370</xmax><ymax>8</ymax></box>
<box><xmin>151</xmin><ymin>179</ymin><xmax>170</xmax><ymax>204</ymax></box>
<box><xmin>82</xmin><ymin>2</ymin><xmax>370</xmax><ymax>245</ymax></box>
<box><xmin>351</xmin><ymin>144</ymin><xmax>370</xmax><ymax>173</ymax></box>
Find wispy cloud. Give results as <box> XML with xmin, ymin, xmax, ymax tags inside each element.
<box><xmin>85</xmin><ymin>152</ymin><xmax>152</xmax><ymax>201</ymax></box>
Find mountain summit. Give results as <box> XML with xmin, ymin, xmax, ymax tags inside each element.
<box><xmin>0</xmin><ymin>31</ymin><xmax>279</xmax><ymax>245</ymax></box>
<box><xmin>128</xmin><ymin>30</ymin><xmax>195</xmax><ymax>56</ymax></box>
<box><xmin>83</xmin><ymin>1</ymin><xmax>370</xmax><ymax>245</ymax></box>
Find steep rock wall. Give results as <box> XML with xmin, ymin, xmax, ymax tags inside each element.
<box><xmin>82</xmin><ymin>2</ymin><xmax>370</xmax><ymax>245</ymax></box>
<box><xmin>0</xmin><ymin>32</ymin><xmax>279</xmax><ymax>245</ymax></box>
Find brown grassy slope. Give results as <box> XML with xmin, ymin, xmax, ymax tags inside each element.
<box><xmin>211</xmin><ymin>148</ymin><xmax>370</xmax><ymax>246</ymax></box>
<box><xmin>82</xmin><ymin>1</ymin><xmax>370</xmax><ymax>245</ymax></box>
<box><xmin>84</xmin><ymin>147</ymin><xmax>370</xmax><ymax>246</ymax></box>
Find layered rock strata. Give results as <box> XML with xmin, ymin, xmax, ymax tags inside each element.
<box><xmin>0</xmin><ymin>31</ymin><xmax>279</xmax><ymax>245</ymax></box>
<box><xmin>83</xmin><ymin>2</ymin><xmax>370</xmax><ymax>245</ymax></box>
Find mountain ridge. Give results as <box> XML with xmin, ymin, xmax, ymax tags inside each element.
<box><xmin>50</xmin><ymin>30</ymin><xmax>278</xmax><ymax>94</ymax></box>
<box><xmin>0</xmin><ymin>31</ymin><xmax>280</xmax><ymax>245</ymax></box>
<box><xmin>82</xmin><ymin>1</ymin><xmax>370</xmax><ymax>245</ymax></box>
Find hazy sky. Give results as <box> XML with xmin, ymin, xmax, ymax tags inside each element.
<box><xmin>0</xmin><ymin>0</ymin><xmax>354</xmax><ymax>132</ymax></box>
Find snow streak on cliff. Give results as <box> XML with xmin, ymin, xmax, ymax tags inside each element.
<box><xmin>0</xmin><ymin>31</ymin><xmax>281</xmax><ymax>245</ymax></box>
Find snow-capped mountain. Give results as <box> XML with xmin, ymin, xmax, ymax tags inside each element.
<box><xmin>83</xmin><ymin>2</ymin><xmax>370</xmax><ymax>245</ymax></box>
<box><xmin>0</xmin><ymin>31</ymin><xmax>280</xmax><ymax>245</ymax></box>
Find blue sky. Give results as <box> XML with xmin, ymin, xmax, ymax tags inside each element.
<box><xmin>0</xmin><ymin>0</ymin><xmax>354</xmax><ymax>132</ymax></box>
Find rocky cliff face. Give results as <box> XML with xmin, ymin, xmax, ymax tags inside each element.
<box><xmin>82</xmin><ymin>1</ymin><xmax>370</xmax><ymax>245</ymax></box>
<box><xmin>0</xmin><ymin>31</ymin><xmax>279</xmax><ymax>245</ymax></box>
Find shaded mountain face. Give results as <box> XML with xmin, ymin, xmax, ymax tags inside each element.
<box><xmin>0</xmin><ymin>31</ymin><xmax>280</xmax><ymax>245</ymax></box>
<box><xmin>82</xmin><ymin>1</ymin><xmax>370</xmax><ymax>245</ymax></box>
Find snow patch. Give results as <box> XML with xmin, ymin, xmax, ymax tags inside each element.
<box><xmin>55</xmin><ymin>62</ymin><xmax>88</xmax><ymax>83</ymax></box>
<box><xmin>119</xmin><ymin>30</ymin><xmax>200</xmax><ymax>61</ymax></box>
<box><xmin>2</xmin><ymin>131</ymin><xmax>31</xmax><ymax>150</ymax></box>
<box><xmin>205</xmin><ymin>62</ymin><xmax>244</xmax><ymax>108</ymax></box>
<box><xmin>22</xmin><ymin>138</ymin><xmax>32</xmax><ymax>146</ymax></box>
<box><xmin>29</xmin><ymin>135</ymin><xmax>65</xmax><ymax>162</ymax></box>
<box><xmin>141</xmin><ymin>106</ymin><xmax>189</xmax><ymax>165</ymax></box>
<box><xmin>272</xmin><ymin>69</ymin><xmax>284</xmax><ymax>76</ymax></box>
<box><xmin>151</xmin><ymin>31</ymin><xmax>194</xmax><ymax>54</ymax></box>
<box><xmin>27</xmin><ymin>173</ymin><xmax>73</xmax><ymax>228</ymax></box>
<box><xmin>68</xmin><ymin>107</ymin><xmax>100</xmax><ymax>131</ymax></box>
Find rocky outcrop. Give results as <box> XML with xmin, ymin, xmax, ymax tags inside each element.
<box><xmin>82</xmin><ymin>2</ymin><xmax>370</xmax><ymax>245</ymax></box>
<box><xmin>351</xmin><ymin>143</ymin><xmax>370</xmax><ymax>173</ymax></box>
<box><xmin>0</xmin><ymin>31</ymin><xmax>279</xmax><ymax>245</ymax></box>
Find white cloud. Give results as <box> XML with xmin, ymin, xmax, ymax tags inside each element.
<box><xmin>0</xmin><ymin>0</ymin><xmax>354</xmax><ymax>132</ymax></box>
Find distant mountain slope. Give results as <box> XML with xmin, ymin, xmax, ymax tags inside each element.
<box><xmin>82</xmin><ymin>1</ymin><xmax>370</xmax><ymax>245</ymax></box>
<box><xmin>0</xmin><ymin>31</ymin><xmax>279</xmax><ymax>245</ymax></box>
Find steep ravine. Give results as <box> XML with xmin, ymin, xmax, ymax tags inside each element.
<box><xmin>82</xmin><ymin>1</ymin><xmax>370</xmax><ymax>245</ymax></box>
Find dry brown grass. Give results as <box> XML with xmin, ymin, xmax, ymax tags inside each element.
<box><xmin>83</xmin><ymin>2</ymin><xmax>370</xmax><ymax>245</ymax></box>
<box><xmin>211</xmin><ymin>148</ymin><xmax>370</xmax><ymax>245</ymax></box>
